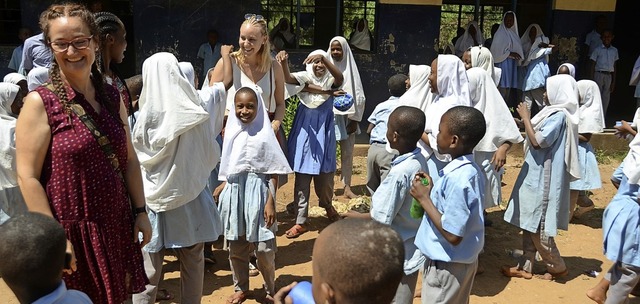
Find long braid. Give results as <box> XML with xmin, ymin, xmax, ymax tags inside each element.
<box><xmin>94</xmin><ymin>12</ymin><xmax>122</xmax><ymax>74</ymax></box>
<box><xmin>49</xmin><ymin>60</ymin><xmax>73</xmax><ymax>122</ymax></box>
<box><xmin>90</xmin><ymin>61</ymin><xmax>122</xmax><ymax>125</ymax></box>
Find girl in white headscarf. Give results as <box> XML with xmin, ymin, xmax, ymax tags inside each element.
<box><xmin>454</xmin><ymin>21</ymin><xmax>484</xmax><ymax>57</ymax></box>
<box><xmin>398</xmin><ymin>64</ymin><xmax>435</xmax><ymax>160</ymax></box>
<box><xmin>503</xmin><ymin>74</ymin><xmax>579</xmax><ymax>280</ymax></box>
<box><xmin>463</xmin><ymin>46</ymin><xmax>502</xmax><ymax>86</ymax></box>
<box><xmin>490</xmin><ymin>11</ymin><xmax>523</xmax><ymax>107</ymax></box>
<box><xmin>26</xmin><ymin>67</ymin><xmax>49</xmax><ymax>91</ymax></box>
<box><xmin>423</xmin><ymin>54</ymin><xmax>471</xmax><ymax>182</ymax></box>
<box><xmin>131</xmin><ymin>52</ymin><xmax>229</xmax><ymax>303</ymax></box>
<box><xmin>557</xmin><ymin>63</ymin><xmax>576</xmax><ymax>78</ymax></box>
<box><xmin>568</xmin><ymin>80</ymin><xmax>605</xmax><ymax>219</ymax></box>
<box><xmin>0</xmin><ymin>83</ymin><xmax>27</xmax><ymax>225</ymax></box>
<box><xmin>217</xmin><ymin>87</ymin><xmax>292</xmax><ymax>303</ymax></box>
<box><xmin>349</xmin><ymin>18</ymin><xmax>373</xmax><ymax>51</ymax></box>
<box><xmin>276</xmin><ymin>49</ymin><xmax>344</xmax><ymax>237</ymax></box>
<box><xmin>3</xmin><ymin>73</ymin><xmax>27</xmax><ymax>93</ymax></box>
<box><xmin>328</xmin><ymin>36</ymin><xmax>366</xmax><ymax>198</ymax></box>
<box><xmin>520</xmin><ymin>24</ymin><xmax>553</xmax><ymax>113</ymax></box>
<box><xmin>466</xmin><ymin>68</ymin><xmax>523</xmax><ymax>209</ymax></box>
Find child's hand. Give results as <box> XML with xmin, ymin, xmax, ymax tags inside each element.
<box><xmin>410</xmin><ymin>171</ymin><xmax>433</xmax><ymax>202</ymax></box>
<box><xmin>491</xmin><ymin>145</ymin><xmax>508</xmax><ymax>171</ymax></box>
<box><xmin>346</xmin><ymin>120</ymin><xmax>358</xmax><ymax>134</ymax></box>
<box><xmin>509</xmin><ymin>52</ymin><xmax>522</xmax><ymax>60</ymax></box>
<box><xmin>274</xmin><ymin>282</ymin><xmax>297</xmax><ymax>304</ymax></box>
<box><xmin>276</xmin><ymin>51</ymin><xmax>289</xmax><ymax>63</ymax></box>
<box><xmin>63</xmin><ymin>239</ymin><xmax>77</xmax><ymax>275</ymax></box>
<box><xmin>221</xmin><ymin>45</ymin><xmax>234</xmax><ymax>57</ymax></box>
<box><xmin>516</xmin><ymin>102</ymin><xmax>530</xmax><ymax>121</ymax></box>
<box><xmin>303</xmin><ymin>53</ymin><xmax>325</xmax><ymax>65</ymax></box>
<box><xmin>265</xmin><ymin>193</ymin><xmax>276</xmax><ymax>228</ymax></box>
<box><xmin>332</xmin><ymin>89</ymin><xmax>346</xmax><ymax>97</ymax></box>
<box><xmin>213</xmin><ymin>182</ymin><xmax>226</xmax><ymax>203</ymax></box>
<box><xmin>614</xmin><ymin>120</ymin><xmax>634</xmax><ymax>137</ymax></box>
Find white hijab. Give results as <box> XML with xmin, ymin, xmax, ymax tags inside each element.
<box><xmin>455</xmin><ymin>21</ymin><xmax>484</xmax><ymax>57</ymax></box>
<box><xmin>179</xmin><ymin>62</ymin><xmax>196</xmax><ymax>88</ymax></box>
<box><xmin>490</xmin><ymin>11</ymin><xmax>524</xmax><ymax>63</ymax></box>
<box><xmin>350</xmin><ymin>19</ymin><xmax>372</xmax><ymax>51</ymax></box>
<box><xmin>290</xmin><ymin>50</ymin><xmax>335</xmax><ymax>109</ymax></box>
<box><xmin>27</xmin><ymin>67</ymin><xmax>49</xmax><ymax>91</ymax></box>
<box><xmin>3</xmin><ymin>73</ymin><xmax>26</xmax><ymax>86</ymax></box>
<box><xmin>623</xmin><ymin>133</ymin><xmax>640</xmax><ymax>185</ymax></box>
<box><xmin>133</xmin><ymin>52</ymin><xmax>216</xmax><ymax>212</ymax></box>
<box><xmin>327</xmin><ymin>36</ymin><xmax>365</xmax><ymax>119</ymax></box>
<box><xmin>467</xmin><ymin>68</ymin><xmax>523</xmax><ymax>152</ymax></box>
<box><xmin>397</xmin><ymin>64</ymin><xmax>434</xmax><ymax>113</ymax></box>
<box><xmin>576</xmin><ymin>80</ymin><xmax>605</xmax><ymax>134</ymax></box>
<box><xmin>529</xmin><ymin>74</ymin><xmax>580</xmax><ymax>180</ymax></box>
<box><xmin>557</xmin><ymin>63</ymin><xmax>576</xmax><ymax>78</ymax></box>
<box><xmin>469</xmin><ymin>46</ymin><xmax>501</xmax><ymax>86</ymax></box>
<box><xmin>630</xmin><ymin>55</ymin><xmax>640</xmax><ymax>86</ymax></box>
<box><xmin>219</xmin><ymin>87</ymin><xmax>292</xmax><ymax>181</ymax></box>
<box><xmin>521</xmin><ymin>24</ymin><xmax>550</xmax><ymax>66</ymax></box>
<box><xmin>0</xmin><ymin>83</ymin><xmax>20</xmax><ymax>190</ymax></box>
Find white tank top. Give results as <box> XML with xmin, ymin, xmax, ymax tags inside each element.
<box><xmin>226</xmin><ymin>59</ymin><xmax>276</xmax><ymax>113</ymax></box>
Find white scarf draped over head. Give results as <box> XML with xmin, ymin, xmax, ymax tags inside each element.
<box><xmin>219</xmin><ymin>87</ymin><xmax>292</xmax><ymax>181</ymax></box>
<box><xmin>469</xmin><ymin>46</ymin><xmax>502</xmax><ymax>86</ymax></box>
<box><xmin>623</xmin><ymin>133</ymin><xmax>640</xmax><ymax>185</ymax></box>
<box><xmin>557</xmin><ymin>63</ymin><xmax>576</xmax><ymax>78</ymax></box>
<box><xmin>521</xmin><ymin>24</ymin><xmax>550</xmax><ymax>66</ymax></box>
<box><xmin>27</xmin><ymin>67</ymin><xmax>49</xmax><ymax>91</ymax></box>
<box><xmin>467</xmin><ymin>68</ymin><xmax>523</xmax><ymax>152</ymax></box>
<box><xmin>529</xmin><ymin>74</ymin><xmax>580</xmax><ymax>180</ymax></box>
<box><xmin>455</xmin><ymin>21</ymin><xmax>484</xmax><ymax>57</ymax></box>
<box><xmin>398</xmin><ymin>64</ymin><xmax>434</xmax><ymax>113</ymax></box>
<box><xmin>350</xmin><ymin>19</ymin><xmax>372</xmax><ymax>51</ymax></box>
<box><xmin>576</xmin><ymin>80</ymin><xmax>605</xmax><ymax>134</ymax></box>
<box><xmin>490</xmin><ymin>11</ymin><xmax>524</xmax><ymax>63</ymax></box>
<box><xmin>3</xmin><ymin>73</ymin><xmax>26</xmax><ymax>86</ymax></box>
<box><xmin>178</xmin><ymin>62</ymin><xmax>196</xmax><ymax>87</ymax></box>
<box><xmin>0</xmin><ymin>83</ymin><xmax>20</xmax><ymax>190</ymax></box>
<box><xmin>133</xmin><ymin>52</ymin><xmax>217</xmax><ymax>212</ymax></box>
<box><xmin>327</xmin><ymin>36</ymin><xmax>365</xmax><ymax>119</ymax></box>
<box><xmin>290</xmin><ymin>49</ymin><xmax>335</xmax><ymax>109</ymax></box>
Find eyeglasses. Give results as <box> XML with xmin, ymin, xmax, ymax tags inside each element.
<box><xmin>50</xmin><ymin>36</ymin><xmax>93</xmax><ymax>53</ymax></box>
<box><xmin>244</xmin><ymin>14</ymin><xmax>264</xmax><ymax>21</ymax></box>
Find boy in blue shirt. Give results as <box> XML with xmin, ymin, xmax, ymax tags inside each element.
<box><xmin>411</xmin><ymin>106</ymin><xmax>486</xmax><ymax>304</ymax></box>
<box><xmin>590</xmin><ymin>29</ymin><xmax>618</xmax><ymax>117</ymax></box>
<box><xmin>346</xmin><ymin>105</ymin><xmax>427</xmax><ymax>303</ymax></box>
<box><xmin>366</xmin><ymin>74</ymin><xmax>409</xmax><ymax>194</ymax></box>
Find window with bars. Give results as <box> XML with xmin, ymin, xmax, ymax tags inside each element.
<box><xmin>439</xmin><ymin>4</ymin><xmax>504</xmax><ymax>52</ymax></box>
<box><xmin>260</xmin><ymin>0</ymin><xmax>376</xmax><ymax>51</ymax></box>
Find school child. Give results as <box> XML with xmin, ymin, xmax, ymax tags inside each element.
<box><xmin>590</xmin><ymin>29</ymin><xmax>618</xmax><ymax>117</ymax></box>
<box><xmin>558</xmin><ymin>63</ymin><xmax>576</xmax><ymax>78</ymax></box>
<box><xmin>277</xmin><ymin>49</ymin><xmax>344</xmax><ymax>238</ymax></box>
<box><xmin>0</xmin><ymin>212</ymin><xmax>91</xmax><ymax>303</ymax></box>
<box><xmin>423</xmin><ymin>55</ymin><xmax>471</xmax><ymax>182</ymax></box>
<box><xmin>569</xmin><ymin>80</ymin><xmax>605</xmax><ymax>219</ymax></box>
<box><xmin>217</xmin><ymin>87</ymin><xmax>293</xmax><ymax>303</ymax></box>
<box><xmin>630</xmin><ymin>54</ymin><xmax>640</xmax><ymax>108</ymax></box>
<box><xmin>503</xmin><ymin>74</ymin><xmax>580</xmax><ymax>280</ymax></box>
<box><xmin>520</xmin><ymin>24</ymin><xmax>554</xmax><ymax>114</ymax></box>
<box><xmin>454</xmin><ymin>21</ymin><xmax>484</xmax><ymax>57</ymax></box>
<box><xmin>0</xmin><ymin>83</ymin><xmax>27</xmax><ymax>225</ymax></box>
<box><xmin>274</xmin><ymin>219</ymin><xmax>406</xmax><ymax>304</ymax></box>
<box><xmin>411</xmin><ymin>106</ymin><xmax>487</xmax><ymax>304</ymax></box>
<box><xmin>398</xmin><ymin>65</ymin><xmax>433</xmax><ymax>113</ymax></box>
<box><xmin>490</xmin><ymin>11</ymin><xmax>524</xmax><ymax>108</ymax></box>
<box><xmin>466</xmin><ymin>68</ymin><xmax>523</xmax><ymax>210</ymax></box>
<box><xmin>463</xmin><ymin>46</ymin><xmax>502</xmax><ymax>86</ymax></box>
<box><xmin>366</xmin><ymin>74</ymin><xmax>409</xmax><ymax>194</ymax></box>
<box><xmin>345</xmin><ymin>106</ymin><xmax>427</xmax><ymax>303</ymax></box>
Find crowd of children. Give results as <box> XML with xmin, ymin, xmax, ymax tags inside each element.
<box><xmin>1</xmin><ymin>4</ymin><xmax>640</xmax><ymax>304</ymax></box>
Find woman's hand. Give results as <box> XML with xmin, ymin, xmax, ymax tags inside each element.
<box><xmin>221</xmin><ymin>45</ymin><xmax>234</xmax><ymax>57</ymax></box>
<box><xmin>63</xmin><ymin>240</ymin><xmax>77</xmax><ymax>275</ymax></box>
<box><xmin>134</xmin><ymin>213</ymin><xmax>152</xmax><ymax>247</ymax></box>
<box><xmin>516</xmin><ymin>102</ymin><xmax>530</xmax><ymax>122</ymax></box>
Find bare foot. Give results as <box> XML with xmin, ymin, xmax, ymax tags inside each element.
<box><xmin>227</xmin><ymin>291</ymin><xmax>247</xmax><ymax>304</ymax></box>
<box><xmin>587</xmin><ymin>278</ymin><xmax>609</xmax><ymax>304</ymax></box>
<box><xmin>535</xmin><ymin>269</ymin><xmax>569</xmax><ymax>281</ymax></box>
<box><xmin>343</xmin><ymin>186</ymin><xmax>358</xmax><ymax>199</ymax></box>
<box><xmin>501</xmin><ymin>265</ymin><xmax>533</xmax><ymax>279</ymax></box>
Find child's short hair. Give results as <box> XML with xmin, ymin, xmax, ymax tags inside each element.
<box><xmin>388</xmin><ymin>74</ymin><xmax>408</xmax><ymax>97</ymax></box>
<box><xmin>0</xmin><ymin>212</ymin><xmax>66</xmax><ymax>293</ymax></box>
<box><xmin>443</xmin><ymin>106</ymin><xmax>486</xmax><ymax>150</ymax></box>
<box><xmin>315</xmin><ymin>219</ymin><xmax>404</xmax><ymax>303</ymax></box>
<box><xmin>389</xmin><ymin>106</ymin><xmax>426</xmax><ymax>145</ymax></box>
<box><xmin>235</xmin><ymin>86</ymin><xmax>259</xmax><ymax>102</ymax></box>
<box><xmin>602</xmin><ymin>28</ymin><xmax>614</xmax><ymax>36</ymax></box>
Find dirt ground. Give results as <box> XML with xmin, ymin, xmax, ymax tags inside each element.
<box><xmin>2</xmin><ymin>149</ymin><xmax>640</xmax><ymax>304</ymax></box>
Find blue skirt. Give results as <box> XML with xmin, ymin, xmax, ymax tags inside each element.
<box><xmin>570</xmin><ymin>142</ymin><xmax>602</xmax><ymax>190</ymax></box>
<box><xmin>287</xmin><ymin>98</ymin><xmax>337</xmax><ymax>175</ymax></box>
<box><xmin>497</xmin><ymin>58</ymin><xmax>519</xmax><ymax>89</ymax></box>
<box><xmin>603</xmin><ymin>176</ymin><xmax>640</xmax><ymax>267</ymax></box>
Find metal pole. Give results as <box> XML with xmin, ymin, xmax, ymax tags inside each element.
<box><xmin>336</xmin><ymin>0</ymin><xmax>341</xmax><ymax>36</ymax></box>
<box><xmin>475</xmin><ymin>0</ymin><xmax>480</xmax><ymax>21</ymax></box>
<box><xmin>296</xmin><ymin>0</ymin><xmax>301</xmax><ymax>48</ymax></box>
<box><xmin>512</xmin><ymin>0</ymin><xmax>517</xmax><ymax>12</ymax></box>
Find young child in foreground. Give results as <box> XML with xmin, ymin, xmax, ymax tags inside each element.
<box><xmin>274</xmin><ymin>218</ymin><xmax>405</xmax><ymax>304</ymax></box>
<box><xmin>345</xmin><ymin>105</ymin><xmax>427</xmax><ymax>303</ymax></box>
<box><xmin>0</xmin><ymin>212</ymin><xmax>92</xmax><ymax>303</ymax></box>
<box><xmin>411</xmin><ymin>106</ymin><xmax>487</xmax><ymax>304</ymax></box>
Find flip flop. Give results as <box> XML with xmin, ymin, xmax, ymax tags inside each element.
<box><xmin>285</xmin><ymin>224</ymin><xmax>307</xmax><ymax>239</ymax></box>
<box><xmin>157</xmin><ymin>288</ymin><xmax>174</xmax><ymax>301</ymax></box>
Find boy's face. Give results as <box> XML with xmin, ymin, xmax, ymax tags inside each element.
<box><xmin>428</xmin><ymin>59</ymin><xmax>438</xmax><ymax>94</ymax></box>
<box><xmin>234</xmin><ymin>92</ymin><xmax>258</xmax><ymax>124</ymax></box>
<box><xmin>601</xmin><ymin>32</ymin><xmax>613</xmax><ymax>47</ymax></box>
<box><xmin>462</xmin><ymin>51</ymin><xmax>472</xmax><ymax>70</ymax></box>
<box><xmin>386</xmin><ymin>116</ymin><xmax>400</xmax><ymax>151</ymax></box>
<box><xmin>436</xmin><ymin>114</ymin><xmax>456</xmax><ymax>154</ymax></box>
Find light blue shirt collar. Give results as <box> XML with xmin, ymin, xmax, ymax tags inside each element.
<box><xmin>392</xmin><ymin>147</ymin><xmax>422</xmax><ymax>166</ymax></box>
<box><xmin>439</xmin><ymin>154</ymin><xmax>474</xmax><ymax>177</ymax></box>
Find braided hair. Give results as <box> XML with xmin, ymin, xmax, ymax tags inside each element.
<box><xmin>40</xmin><ymin>3</ymin><xmax>121</xmax><ymax>125</ymax></box>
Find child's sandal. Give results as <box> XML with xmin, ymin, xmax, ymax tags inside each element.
<box><xmin>285</xmin><ymin>224</ymin><xmax>307</xmax><ymax>239</ymax></box>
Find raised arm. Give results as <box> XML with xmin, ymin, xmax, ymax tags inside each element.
<box><xmin>208</xmin><ymin>57</ymin><xmax>225</xmax><ymax>86</ymax></box>
<box><xmin>272</xmin><ymin>60</ymin><xmax>286</xmax><ymax>130</ymax></box>
<box><xmin>220</xmin><ymin>45</ymin><xmax>234</xmax><ymax>90</ymax></box>
<box><xmin>516</xmin><ymin>102</ymin><xmax>541</xmax><ymax>149</ymax></box>
<box><xmin>321</xmin><ymin>56</ymin><xmax>343</xmax><ymax>87</ymax></box>
<box><xmin>275</xmin><ymin>51</ymin><xmax>299</xmax><ymax>85</ymax></box>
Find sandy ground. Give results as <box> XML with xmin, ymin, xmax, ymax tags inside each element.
<box><xmin>2</xmin><ymin>150</ymin><xmax>640</xmax><ymax>304</ymax></box>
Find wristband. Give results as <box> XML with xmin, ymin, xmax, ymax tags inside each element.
<box><xmin>133</xmin><ymin>206</ymin><xmax>147</xmax><ymax>216</ymax></box>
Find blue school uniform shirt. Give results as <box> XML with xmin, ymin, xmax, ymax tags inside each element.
<box><xmin>367</xmin><ymin>96</ymin><xmax>399</xmax><ymax>144</ymax></box>
<box><xmin>33</xmin><ymin>281</ymin><xmax>92</xmax><ymax>304</ymax></box>
<box><xmin>590</xmin><ymin>45</ymin><xmax>618</xmax><ymax>72</ymax></box>
<box><xmin>522</xmin><ymin>49</ymin><xmax>552</xmax><ymax>91</ymax></box>
<box><xmin>415</xmin><ymin>154</ymin><xmax>485</xmax><ymax>264</ymax></box>
<box><xmin>370</xmin><ymin>147</ymin><xmax>427</xmax><ymax>274</ymax></box>
<box><xmin>197</xmin><ymin>42</ymin><xmax>222</xmax><ymax>76</ymax></box>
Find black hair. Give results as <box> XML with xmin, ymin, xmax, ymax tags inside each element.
<box><xmin>388</xmin><ymin>74</ymin><xmax>408</xmax><ymax>97</ymax></box>
<box><xmin>315</xmin><ymin>219</ymin><xmax>404</xmax><ymax>303</ymax></box>
<box><xmin>125</xmin><ymin>74</ymin><xmax>142</xmax><ymax>113</ymax></box>
<box><xmin>602</xmin><ymin>28</ymin><xmax>614</xmax><ymax>36</ymax></box>
<box><xmin>558</xmin><ymin>65</ymin><xmax>570</xmax><ymax>75</ymax></box>
<box><xmin>389</xmin><ymin>106</ymin><xmax>426</xmax><ymax>146</ymax></box>
<box><xmin>443</xmin><ymin>106</ymin><xmax>486</xmax><ymax>150</ymax></box>
<box><xmin>207</xmin><ymin>29</ymin><xmax>218</xmax><ymax>36</ymax></box>
<box><xmin>491</xmin><ymin>23</ymin><xmax>500</xmax><ymax>35</ymax></box>
<box><xmin>235</xmin><ymin>87</ymin><xmax>259</xmax><ymax>101</ymax></box>
<box><xmin>0</xmin><ymin>213</ymin><xmax>66</xmax><ymax>298</ymax></box>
